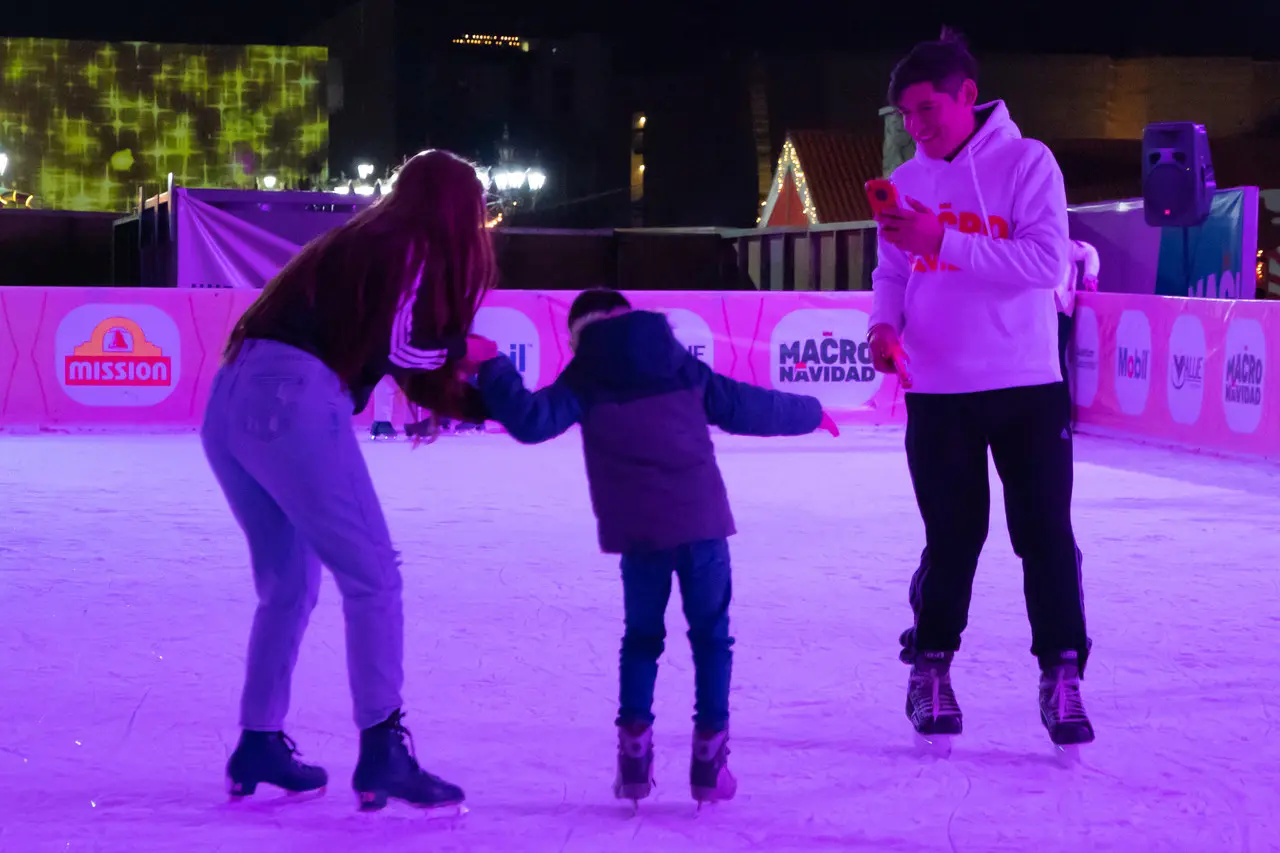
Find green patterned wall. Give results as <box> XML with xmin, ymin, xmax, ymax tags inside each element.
<box><xmin>0</xmin><ymin>38</ymin><xmax>328</xmax><ymax>212</ymax></box>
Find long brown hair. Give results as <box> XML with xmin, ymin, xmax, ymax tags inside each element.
<box><xmin>225</xmin><ymin>149</ymin><xmax>495</xmax><ymax>428</ymax></box>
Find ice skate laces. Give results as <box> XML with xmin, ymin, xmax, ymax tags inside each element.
<box><xmin>1044</xmin><ymin>667</ymin><xmax>1088</xmax><ymax>724</ymax></box>
<box><xmin>386</xmin><ymin>711</ymin><xmax>453</xmax><ymax>786</ymax></box>
<box><xmin>278</xmin><ymin>733</ymin><xmax>309</xmax><ymax>767</ymax></box>
<box><xmin>385</xmin><ymin>711</ymin><xmax>420</xmax><ymax>766</ymax></box>
<box><xmin>912</xmin><ymin>667</ymin><xmax>960</xmax><ymax>720</ymax></box>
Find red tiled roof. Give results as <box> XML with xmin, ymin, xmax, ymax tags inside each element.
<box><xmin>788</xmin><ymin>130</ymin><xmax>884</xmax><ymax>223</ymax></box>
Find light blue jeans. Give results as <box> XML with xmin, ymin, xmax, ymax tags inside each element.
<box><xmin>201</xmin><ymin>339</ymin><xmax>404</xmax><ymax>731</ymax></box>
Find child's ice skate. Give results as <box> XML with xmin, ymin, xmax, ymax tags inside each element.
<box><xmin>612</xmin><ymin>723</ymin><xmax>655</xmax><ymax>811</ymax></box>
<box><xmin>370</xmin><ymin>420</ymin><xmax>398</xmax><ymax>440</ymax></box>
<box><xmin>907</xmin><ymin>651</ymin><xmax>963</xmax><ymax>757</ymax></box>
<box><xmin>226</xmin><ymin>730</ymin><xmax>328</xmax><ymax>801</ymax></box>
<box><xmin>1039</xmin><ymin>650</ymin><xmax>1094</xmax><ymax>764</ymax></box>
<box><xmin>352</xmin><ymin>710</ymin><xmax>466</xmax><ymax>816</ymax></box>
<box><xmin>690</xmin><ymin>728</ymin><xmax>736</xmax><ymax>809</ymax></box>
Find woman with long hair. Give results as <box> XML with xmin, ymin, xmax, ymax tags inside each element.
<box><xmin>202</xmin><ymin>150</ymin><xmax>496</xmax><ymax>812</ymax></box>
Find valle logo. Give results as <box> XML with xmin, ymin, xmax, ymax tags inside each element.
<box><xmin>1170</xmin><ymin>353</ymin><xmax>1204</xmax><ymax>389</ymax></box>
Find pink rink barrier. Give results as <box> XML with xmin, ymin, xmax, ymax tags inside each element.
<box><xmin>0</xmin><ymin>287</ymin><xmax>1276</xmax><ymax>458</ymax></box>
<box><xmin>1072</xmin><ymin>292</ymin><xmax>1279</xmax><ymax>458</ymax></box>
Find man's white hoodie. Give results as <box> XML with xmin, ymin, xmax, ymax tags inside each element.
<box><xmin>869</xmin><ymin>100</ymin><xmax>1070</xmax><ymax>395</ymax></box>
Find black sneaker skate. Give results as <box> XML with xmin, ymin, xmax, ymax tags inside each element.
<box><xmin>352</xmin><ymin>710</ymin><xmax>466</xmax><ymax>814</ymax></box>
<box><xmin>1039</xmin><ymin>651</ymin><xmax>1094</xmax><ymax>761</ymax></box>
<box><xmin>613</xmin><ymin>723</ymin><xmax>655</xmax><ymax>808</ymax></box>
<box><xmin>690</xmin><ymin>728</ymin><xmax>736</xmax><ymax>808</ymax></box>
<box><xmin>907</xmin><ymin>651</ymin><xmax>963</xmax><ymax>756</ymax></box>
<box><xmin>370</xmin><ymin>420</ymin><xmax>398</xmax><ymax>440</ymax></box>
<box><xmin>226</xmin><ymin>730</ymin><xmax>328</xmax><ymax>800</ymax></box>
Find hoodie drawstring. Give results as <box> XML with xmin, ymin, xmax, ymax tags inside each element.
<box><xmin>966</xmin><ymin>148</ymin><xmax>993</xmax><ymax>240</ymax></box>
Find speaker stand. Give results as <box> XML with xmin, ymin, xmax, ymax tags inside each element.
<box><xmin>1181</xmin><ymin>227</ymin><xmax>1193</xmax><ymax>297</ymax></box>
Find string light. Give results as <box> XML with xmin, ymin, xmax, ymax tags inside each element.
<box><xmin>758</xmin><ymin>138</ymin><xmax>819</xmax><ymax>226</ymax></box>
<box><xmin>779</xmin><ymin>139</ymin><xmax>819</xmax><ymax>224</ymax></box>
<box><xmin>452</xmin><ymin>34</ymin><xmax>525</xmax><ymax>48</ymax></box>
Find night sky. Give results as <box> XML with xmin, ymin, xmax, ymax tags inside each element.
<box><xmin>10</xmin><ymin>0</ymin><xmax>1280</xmax><ymax>58</ymax></box>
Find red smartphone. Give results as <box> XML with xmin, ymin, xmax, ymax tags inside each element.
<box><xmin>865</xmin><ymin>179</ymin><xmax>901</xmax><ymax>217</ymax></box>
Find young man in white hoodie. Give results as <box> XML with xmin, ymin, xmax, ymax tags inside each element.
<box><xmin>867</xmin><ymin>31</ymin><xmax>1094</xmax><ymax>752</ymax></box>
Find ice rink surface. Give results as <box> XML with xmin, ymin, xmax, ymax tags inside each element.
<box><xmin>2</xmin><ymin>428</ymin><xmax>1279</xmax><ymax>853</ymax></box>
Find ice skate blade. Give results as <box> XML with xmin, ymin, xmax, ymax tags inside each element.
<box><xmin>913</xmin><ymin>732</ymin><xmax>954</xmax><ymax>758</ymax></box>
<box><xmin>1053</xmin><ymin>743</ymin><xmax>1082</xmax><ymax>766</ymax></box>
<box><xmin>355</xmin><ymin>791</ymin><xmax>468</xmax><ymax>818</ymax></box>
<box><xmin>227</xmin><ymin>782</ymin><xmax>327</xmax><ymax>806</ymax></box>
<box><xmin>614</xmin><ymin>782</ymin><xmax>652</xmax><ymax>802</ymax></box>
<box><xmin>692</xmin><ymin>786</ymin><xmax>736</xmax><ymax>809</ymax></box>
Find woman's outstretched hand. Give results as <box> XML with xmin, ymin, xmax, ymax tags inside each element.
<box><xmin>466</xmin><ymin>334</ymin><xmax>498</xmax><ymax>363</ymax></box>
<box><xmin>456</xmin><ymin>335</ymin><xmax>499</xmax><ymax>377</ymax></box>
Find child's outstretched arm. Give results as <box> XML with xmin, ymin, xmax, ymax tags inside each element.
<box><xmin>700</xmin><ymin>363</ymin><xmax>825</xmax><ymax>436</ymax></box>
<box><xmin>475</xmin><ymin>356</ymin><xmax>582</xmax><ymax>444</ymax></box>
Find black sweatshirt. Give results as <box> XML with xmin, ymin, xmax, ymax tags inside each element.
<box><xmin>243</xmin><ymin>258</ymin><xmax>467</xmax><ymax>414</ymax></box>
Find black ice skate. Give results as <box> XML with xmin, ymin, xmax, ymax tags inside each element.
<box><xmin>907</xmin><ymin>651</ymin><xmax>963</xmax><ymax>757</ymax></box>
<box><xmin>352</xmin><ymin>710</ymin><xmax>466</xmax><ymax>815</ymax></box>
<box><xmin>1039</xmin><ymin>651</ymin><xmax>1094</xmax><ymax>762</ymax></box>
<box><xmin>690</xmin><ymin>728</ymin><xmax>736</xmax><ymax>808</ymax></box>
<box><xmin>226</xmin><ymin>730</ymin><xmax>328</xmax><ymax>801</ymax></box>
<box><xmin>613</xmin><ymin>723</ymin><xmax>655</xmax><ymax>809</ymax></box>
<box><xmin>403</xmin><ymin>419</ymin><xmax>434</xmax><ymax>439</ymax></box>
<box><xmin>370</xmin><ymin>420</ymin><xmax>398</xmax><ymax>440</ymax></box>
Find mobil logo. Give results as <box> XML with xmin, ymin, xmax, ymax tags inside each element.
<box><xmin>1113</xmin><ymin>309</ymin><xmax>1152</xmax><ymax>416</ymax></box>
<box><xmin>471</xmin><ymin>306</ymin><xmax>541</xmax><ymax>389</ymax></box>
<box><xmin>769</xmin><ymin>308</ymin><xmax>883</xmax><ymax>409</ymax></box>
<box><xmin>1166</xmin><ymin>313</ymin><xmax>1206</xmax><ymax>425</ymax></box>
<box><xmin>1071</xmin><ymin>306</ymin><xmax>1100</xmax><ymax>408</ymax></box>
<box><xmin>54</xmin><ymin>304</ymin><xmax>182</xmax><ymax>407</ymax></box>
<box><xmin>662</xmin><ymin>308</ymin><xmax>715</xmax><ymax>367</ymax></box>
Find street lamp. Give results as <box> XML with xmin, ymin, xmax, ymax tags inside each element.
<box><xmin>494</xmin><ymin>170</ymin><xmax>525</xmax><ymax>192</ymax></box>
<box><xmin>262</xmin><ymin>175</ymin><xmax>278</xmax><ymax>189</ymax></box>
<box><xmin>0</xmin><ymin>152</ymin><xmax>8</xmax><ymax>177</ymax></box>
<box><xmin>357</xmin><ymin>163</ymin><xmax>375</xmax><ymax>180</ymax></box>
<box><xmin>527</xmin><ymin>169</ymin><xmax>546</xmax><ymax>192</ymax></box>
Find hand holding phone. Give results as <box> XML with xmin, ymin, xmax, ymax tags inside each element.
<box><xmin>865</xmin><ymin>179</ymin><xmax>901</xmax><ymax>217</ymax></box>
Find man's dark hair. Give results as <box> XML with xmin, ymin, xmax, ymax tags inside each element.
<box><xmin>887</xmin><ymin>27</ymin><xmax>979</xmax><ymax>107</ymax></box>
<box><xmin>568</xmin><ymin>287</ymin><xmax>631</xmax><ymax>329</ymax></box>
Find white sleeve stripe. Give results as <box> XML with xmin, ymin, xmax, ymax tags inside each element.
<box><xmin>388</xmin><ymin>261</ymin><xmax>450</xmax><ymax>369</ymax></box>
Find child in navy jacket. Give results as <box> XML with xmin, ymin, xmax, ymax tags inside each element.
<box><xmin>475</xmin><ymin>288</ymin><xmax>835</xmax><ymax>808</ymax></box>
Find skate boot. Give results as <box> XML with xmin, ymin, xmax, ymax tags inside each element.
<box><xmin>690</xmin><ymin>728</ymin><xmax>736</xmax><ymax>807</ymax></box>
<box><xmin>612</xmin><ymin>723</ymin><xmax>655</xmax><ymax>807</ymax></box>
<box><xmin>907</xmin><ymin>651</ymin><xmax>963</xmax><ymax>756</ymax></box>
<box><xmin>352</xmin><ymin>710</ymin><xmax>466</xmax><ymax>814</ymax></box>
<box><xmin>404</xmin><ymin>419</ymin><xmax>433</xmax><ymax>439</ymax></box>
<box><xmin>226</xmin><ymin>730</ymin><xmax>328</xmax><ymax>800</ymax></box>
<box><xmin>370</xmin><ymin>420</ymin><xmax>398</xmax><ymax>440</ymax></box>
<box><xmin>1039</xmin><ymin>651</ymin><xmax>1094</xmax><ymax>761</ymax></box>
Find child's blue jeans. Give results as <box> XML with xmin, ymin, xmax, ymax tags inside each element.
<box><xmin>616</xmin><ymin>538</ymin><xmax>734</xmax><ymax>733</ymax></box>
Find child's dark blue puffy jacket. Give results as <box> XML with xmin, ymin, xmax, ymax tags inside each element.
<box><xmin>476</xmin><ymin>310</ymin><xmax>823</xmax><ymax>554</ymax></box>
